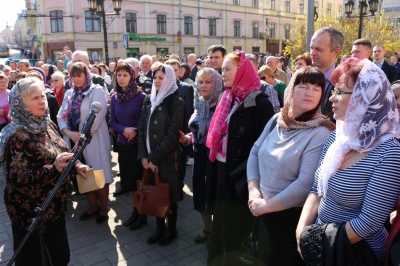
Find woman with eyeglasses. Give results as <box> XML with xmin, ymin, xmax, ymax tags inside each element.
<box><xmin>258</xmin><ymin>65</ymin><xmax>287</xmax><ymax>107</ymax></box>
<box><xmin>297</xmin><ymin>58</ymin><xmax>400</xmax><ymax>264</ymax></box>
<box><xmin>51</xmin><ymin>71</ymin><xmax>65</xmax><ymax>106</ymax></box>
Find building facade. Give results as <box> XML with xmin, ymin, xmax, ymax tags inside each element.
<box><xmin>26</xmin><ymin>0</ymin><xmax>343</xmax><ymax>62</ymax></box>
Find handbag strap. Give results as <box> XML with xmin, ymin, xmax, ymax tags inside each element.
<box><xmin>143</xmin><ymin>168</ymin><xmax>161</xmax><ymax>184</ymax></box>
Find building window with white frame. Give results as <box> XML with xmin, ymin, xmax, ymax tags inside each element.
<box><xmin>299</xmin><ymin>0</ymin><xmax>304</xmax><ymax>14</ymax></box>
<box><xmin>271</xmin><ymin>0</ymin><xmax>275</xmax><ymax>10</ymax></box>
<box><xmin>233</xmin><ymin>0</ymin><xmax>240</xmax><ymax>5</ymax></box>
<box><xmin>284</xmin><ymin>24</ymin><xmax>291</xmax><ymax>39</ymax></box>
<box><xmin>126</xmin><ymin>13</ymin><xmax>137</xmax><ymax>33</ymax></box>
<box><xmin>157</xmin><ymin>14</ymin><xmax>167</xmax><ymax>34</ymax></box>
<box><xmin>85</xmin><ymin>11</ymin><xmax>100</xmax><ymax>32</ymax></box>
<box><xmin>327</xmin><ymin>4</ymin><xmax>332</xmax><ymax>16</ymax></box>
<box><xmin>285</xmin><ymin>0</ymin><xmax>290</xmax><ymax>12</ymax></box>
<box><xmin>269</xmin><ymin>23</ymin><xmax>276</xmax><ymax>39</ymax></box>
<box><xmin>50</xmin><ymin>10</ymin><xmax>64</xmax><ymax>33</ymax></box>
<box><xmin>234</xmin><ymin>20</ymin><xmax>241</xmax><ymax>37</ymax></box>
<box><xmin>209</xmin><ymin>18</ymin><xmax>216</xmax><ymax>36</ymax></box>
<box><xmin>184</xmin><ymin>16</ymin><xmax>193</xmax><ymax>35</ymax></box>
<box><xmin>253</xmin><ymin>0</ymin><xmax>259</xmax><ymax>8</ymax></box>
<box><xmin>252</xmin><ymin>22</ymin><xmax>259</xmax><ymax>38</ymax></box>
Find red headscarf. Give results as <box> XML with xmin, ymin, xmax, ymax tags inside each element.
<box><xmin>206</xmin><ymin>50</ymin><xmax>260</xmax><ymax>162</ymax></box>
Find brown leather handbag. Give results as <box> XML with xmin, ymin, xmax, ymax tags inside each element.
<box><xmin>133</xmin><ymin>169</ymin><xmax>172</xmax><ymax>218</ymax></box>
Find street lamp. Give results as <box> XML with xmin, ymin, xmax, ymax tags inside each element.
<box><xmin>344</xmin><ymin>0</ymin><xmax>380</xmax><ymax>39</ymax></box>
<box><xmin>87</xmin><ymin>0</ymin><xmax>122</xmax><ymax>66</ymax></box>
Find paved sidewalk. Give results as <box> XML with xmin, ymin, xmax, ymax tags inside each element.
<box><xmin>0</xmin><ymin>152</ymin><xmax>208</xmax><ymax>265</ymax></box>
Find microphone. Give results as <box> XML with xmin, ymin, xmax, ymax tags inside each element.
<box><xmin>80</xmin><ymin>102</ymin><xmax>102</xmax><ymax>139</ymax></box>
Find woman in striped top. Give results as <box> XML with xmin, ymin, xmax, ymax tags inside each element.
<box><xmin>296</xmin><ymin>58</ymin><xmax>400</xmax><ymax>263</ymax></box>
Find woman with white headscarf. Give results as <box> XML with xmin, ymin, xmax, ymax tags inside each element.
<box><xmin>137</xmin><ymin>64</ymin><xmax>184</xmax><ymax>246</ymax></box>
<box><xmin>296</xmin><ymin>58</ymin><xmax>400</xmax><ymax>264</ymax></box>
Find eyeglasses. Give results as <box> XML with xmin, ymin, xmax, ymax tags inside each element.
<box><xmin>331</xmin><ymin>88</ymin><xmax>352</xmax><ymax>97</ymax></box>
<box><xmin>260</xmin><ymin>76</ymin><xmax>266</xmax><ymax>81</ymax></box>
<box><xmin>51</xmin><ymin>80</ymin><xmax>59</xmax><ymax>82</ymax></box>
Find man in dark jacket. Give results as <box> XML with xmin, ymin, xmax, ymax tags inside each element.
<box><xmin>187</xmin><ymin>53</ymin><xmax>198</xmax><ymax>81</ymax></box>
<box><xmin>165</xmin><ymin>59</ymin><xmax>194</xmax><ymax>186</ymax></box>
<box><xmin>373</xmin><ymin>45</ymin><xmax>397</xmax><ymax>83</ymax></box>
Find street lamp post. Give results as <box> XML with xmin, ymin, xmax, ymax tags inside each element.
<box><xmin>87</xmin><ymin>0</ymin><xmax>122</xmax><ymax>66</ymax></box>
<box><xmin>344</xmin><ymin>0</ymin><xmax>380</xmax><ymax>39</ymax></box>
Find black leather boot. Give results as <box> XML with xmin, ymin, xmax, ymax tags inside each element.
<box><xmin>147</xmin><ymin>218</ymin><xmax>166</xmax><ymax>244</ymax></box>
<box><xmin>124</xmin><ymin>208</ymin><xmax>138</xmax><ymax>227</ymax></box>
<box><xmin>129</xmin><ymin>214</ymin><xmax>147</xmax><ymax>230</ymax></box>
<box><xmin>159</xmin><ymin>209</ymin><xmax>177</xmax><ymax>246</ymax></box>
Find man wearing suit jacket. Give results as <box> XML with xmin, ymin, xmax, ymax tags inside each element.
<box><xmin>310</xmin><ymin>27</ymin><xmax>344</xmax><ymax>120</ymax></box>
<box><xmin>139</xmin><ymin>54</ymin><xmax>153</xmax><ymax>79</ymax></box>
<box><xmin>187</xmin><ymin>53</ymin><xmax>198</xmax><ymax>81</ymax></box>
<box><xmin>373</xmin><ymin>45</ymin><xmax>397</xmax><ymax>83</ymax></box>
<box><xmin>165</xmin><ymin>59</ymin><xmax>194</xmax><ymax>186</ymax></box>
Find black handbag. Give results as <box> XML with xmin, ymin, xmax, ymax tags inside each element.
<box><xmin>237</xmin><ymin>217</ymin><xmax>260</xmax><ymax>265</ymax></box>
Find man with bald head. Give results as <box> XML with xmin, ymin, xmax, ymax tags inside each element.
<box><xmin>266</xmin><ymin>56</ymin><xmax>289</xmax><ymax>85</ymax></box>
<box><xmin>373</xmin><ymin>45</ymin><xmax>397</xmax><ymax>83</ymax></box>
<box><xmin>187</xmin><ymin>53</ymin><xmax>198</xmax><ymax>81</ymax></box>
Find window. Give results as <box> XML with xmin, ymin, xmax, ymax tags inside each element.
<box><xmin>184</xmin><ymin>16</ymin><xmax>193</xmax><ymax>35</ymax></box>
<box><xmin>234</xmin><ymin>20</ymin><xmax>241</xmax><ymax>37</ymax></box>
<box><xmin>299</xmin><ymin>0</ymin><xmax>304</xmax><ymax>14</ymax></box>
<box><xmin>270</xmin><ymin>0</ymin><xmax>275</xmax><ymax>10</ymax></box>
<box><xmin>284</xmin><ymin>25</ymin><xmax>291</xmax><ymax>39</ymax></box>
<box><xmin>252</xmin><ymin>47</ymin><xmax>260</xmax><ymax>52</ymax></box>
<box><xmin>269</xmin><ymin>23</ymin><xmax>276</xmax><ymax>39</ymax></box>
<box><xmin>233</xmin><ymin>46</ymin><xmax>242</xmax><ymax>51</ymax></box>
<box><xmin>285</xmin><ymin>0</ymin><xmax>290</xmax><ymax>12</ymax></box>
<box><xmin>126</xmin><ymin>13</ymin><xmax>137</xmax><ymax>33</ymax></box>
<box><xmin>157</xmin><ymin>14</ymin><xmax>167</xmax><ymax>34</ymax></box>
<box><xmin>85</xmin><ymin>11</ymin><xmax>100</xmax><ymax>32</ymax></box>
<box><xmin>252</xmin><ymin>22</ymin><xmax>259</xmax><ymax>38</ymax></box>
<box><xmin>50</xmin><ymin>10</ymin><xmax>64</xmax><ymax>33</ymax></box>
<box><xmin>327</xmin><ymin>4</ymin><xmax>332</xmax><ymax>16</ymax></box>
<box><xmin>184</xmin><ymin>47</ymin><xmax>195</xmax><ymax>54</ymax></box>
<box><xmin>253</xmin><ymin>0</ymin><xmax>259</xmax><ymax>8</ymax></box>
<box><xmin>209</xmin><ymin>18</ymin><xmax>216</xmax><ymax>36</ymax></box>
<box><xmin>233</xmin><ymin>0</ymin><xmax>240</xmax><ymax>5</ymax></box>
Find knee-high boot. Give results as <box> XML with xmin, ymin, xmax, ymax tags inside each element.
<box><xmin>159</xmin><ymin>208</ymin><xmax>177</xmax><ymax>246</ymax></box>
<box><xmin>147</xmin><ymin>217</ymin><xmax>166</xmax><ymax>244</ymax></box>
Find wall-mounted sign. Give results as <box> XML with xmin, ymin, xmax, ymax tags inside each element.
<box><xmin>129</xmin><ymin>34</ymin><xmax>167</xmax><ymax>42</ymax></box>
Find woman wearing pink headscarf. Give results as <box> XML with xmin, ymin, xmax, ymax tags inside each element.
<box><xmin>206</xmin><ymin>51</ymin><xmax>274</xmax><ymax>265</ymax></box>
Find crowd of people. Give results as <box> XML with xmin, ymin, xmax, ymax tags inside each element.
<box><xmin>1</xmin><ymin>27</ymin><xmax>400</xmax><ymax>265</ymax></box>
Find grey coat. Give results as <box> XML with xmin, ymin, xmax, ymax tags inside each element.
<box><xmin>137</xmin><ymin>91</ymin><xmax>185</xmax><ymax>203</ymax></box>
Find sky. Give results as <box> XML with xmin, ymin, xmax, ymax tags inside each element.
<box><xmin>0</xmin><ymin>0</ymin><xmax>26</xmax><ymax>32</ymax></box>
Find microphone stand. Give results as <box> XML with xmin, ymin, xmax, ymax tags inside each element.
<box><xmin>7</xmin><ymin>134</ymin><xmax>93</xmax><ymax>266</ymax></box>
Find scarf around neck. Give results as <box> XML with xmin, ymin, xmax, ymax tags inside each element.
<box><xmin>206</xmin><ymin>50</ymin><xmax>260</xmax><ymax>162</ymax></box>
<box><xmin>115</xmin><ymin>63</ymin><xmax>139</xmax><ymax>103</ymax></box>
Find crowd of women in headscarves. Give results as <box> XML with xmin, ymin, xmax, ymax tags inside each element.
<box><xmin>2</xmin><ymin>49</ymin><xmax>400</xmax><ymax>266</ymax></box>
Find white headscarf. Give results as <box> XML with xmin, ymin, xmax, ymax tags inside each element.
<box><xmin>149</xmin><ymin>64</ymin><xmax>178</xmax><ymax>115</ymax></box>
<box><xmin>146</xmin><ymin>64</ymin><xmax>178</xmax><ymax>154</ymax></box>
<box><xmin>317</xmin><ymin>59</ymin><xmax>400</xmax><ymax>196</ymax></box>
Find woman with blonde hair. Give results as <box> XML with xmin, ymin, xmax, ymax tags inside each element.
<box><xmin>258</xmin><ymin>65</ymin><xmax>287</xmax><ymax>107</ymax></box>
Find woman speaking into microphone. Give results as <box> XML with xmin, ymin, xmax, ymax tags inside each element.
<box><xmin>1</xmin><ymin>77</ymin><xmax>90</xmax><ymax>265</ymax></box>
<box><xmin>57</xmin><ymin>62</ymin><xmax>113</xmax><ymax>224</ymax></box>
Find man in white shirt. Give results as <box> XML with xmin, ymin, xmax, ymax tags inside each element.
<box><xmin>373</xmin><ymin>45</ymin><xmax>397</xmax><ymax>83</ymax></box>
<box><xmin>139</xmin><ymin>55</ymin><xmax>153</xmax><ymax>79</ymax></box>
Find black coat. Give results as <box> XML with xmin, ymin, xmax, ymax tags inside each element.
<box><xmin>45</xmin><ymin>89</ymin><xmax>60</xmax><ymax>127</ymax></box>
<box><xmin>189</xmin><ymin>65</ymin><xmax>198</xmax><ymax>81</ymax></box>
<box><xmin>177</xmin><ymin>80</ymin><xmax>194</xmax><ymax>134</ymax></box>
<box><xmin>381</xmin><ymin>61</ymin><xmax>398</xmax><ymax>84</ymax></box>
<box><xmin>137</xmin><ymin>91</ymin><xmax>184</xmax><ymax>203</ymax></box>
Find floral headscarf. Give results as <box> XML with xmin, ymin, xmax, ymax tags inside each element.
<box><xmin>206</xmin><ymin>50</ymin><xmax>260</xmax><ymax>162</ymax></box>
<box><xmin>278</xmin><ymin>66</ymin><xmax>335</xmax><ymax>132</ymax></box>
<box><xmin>146</xmin><ymin>64</ymin><xmax>178</xmax><ymax>153</ymax></box>
<box><xmin>0</xmin><ymin>78</ymin><xmax>50</xmax><ymax>161</ymax></box>
<box><xmin>317</xmin><ymin>59</ymin><xmax>400</xmax><ymax>196</ymax></box>
<box><xmin>115</xmin><ymin>63</ymin><xmax>139</xmax><ymax>103</ymax></box>
<box><xmin>191</xmin><ymin>68</ymin><xmax>223</xmax><ymax>144</ymax></box>
<box><xmin>61</xmin><ymin>64</ymin><xmax>92</xmax><ymax>129</ymax></box>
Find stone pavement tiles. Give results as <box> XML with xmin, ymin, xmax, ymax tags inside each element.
<box><xmin>0</xmin><ymin>152</ymin><xmax>208</xmax><ymax>265</ymax></box>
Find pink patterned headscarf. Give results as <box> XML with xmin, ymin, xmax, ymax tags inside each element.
<box><xmin>206</xmin><ymin>50</ymin><xmax>261</xmax><ymax>162</ymax></box>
